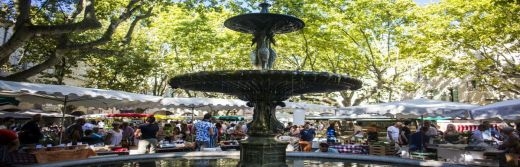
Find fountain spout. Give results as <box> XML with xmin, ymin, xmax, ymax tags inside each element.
<box><xmin>259</xmin><ymin>2</ymin><xmax>270</xmax><ymax>13</ymax></box>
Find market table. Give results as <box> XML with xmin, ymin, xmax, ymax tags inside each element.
<box><xmin>330</xmin><ymin>144</ymin><xmax>369</xmax><ymax>154</ymax></box>
<box><xmin>91</xmin><ymin>146</ymin><xmax>129</xmax><ymax>156</ymax></box>
<box><xmin>220</xmin><ymin>140</ymin><xmax>240</xmax><ymax>151</ymax></box>
<box><xmin>33</xmin><ymin>148</ymin><xmax>97</xmax><ymax>163</ymax></box>
<box><xmin>156</xmin><ymin>142</ymin><xmax>195</xmax><ymax>153</ymax></box>
<box><xmin>95</xmin><ymin>150</ymin><xmax>130</xmax><ymax>156</ymax></box>
<box><xmin>220</xmin><ymin>144</ymin><xmax>240</xmax><ymax>151</ymax></box>
<box><xmin>436</xmin><ymin>144</ymin><xmax>504</xmax><ymax>167</ymax></box>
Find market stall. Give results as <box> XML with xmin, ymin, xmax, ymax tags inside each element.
<box><xmin>471</xmin><ymin>99</ymin><xmax>520</xmax><ymax>120</ymax></box>
<box><xmin>0</xmin><ymin>80</ymin><xmax>163</xmax><ymax>144</ymax></box>
<box><xmin>339</xmin><ymin>98</ymin><xmax>478</xmax><ymax>119</ymax></box>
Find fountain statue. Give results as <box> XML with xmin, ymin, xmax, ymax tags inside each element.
<box><xmin>169</xmin><ymin>2</ymin><xmax>362</xmax><ymax>167</ymax></box>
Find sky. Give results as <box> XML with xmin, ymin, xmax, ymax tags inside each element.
<box><xmin>414</xmin><ymin>0</ymin><xmax>441</xmax><ymax>6</ymax></box>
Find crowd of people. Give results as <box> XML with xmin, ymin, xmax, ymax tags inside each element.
<box><xmin>4</xmin><ymin>112</ymin><xmax>520</xmax><ymax>166</ymax></box>
<box><xmin>0</xmin><ymin>112</ymin><xmax>253</xmax><ymax>163</ymax></box>
<box><xmin>279</xmin><ymin>119</ymin><xmax>520</xmax><ymax>155</ymax></box>
<box><xmin>382</xmin><ymin>120</ymin><xmax>520</xmax><ymax>155</ymax></box>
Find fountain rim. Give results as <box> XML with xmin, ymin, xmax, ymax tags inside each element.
<box><xmin>223</xmin><ymin>13</ymin><xmax>305</xmax><ymax>34</ymax></box>
<box><xmin>31</xmin><ymin>151</ymin><xmax>463</xmax><ymax>167</ymax></box>
<box><xmin>170</xmin><ymin>70</ymin><xmax>358</xmax><ymax>79</ymax></box>
<box><xmin>168</xmin><ymin>70</ymin><xmax>363</xmax><ymax>91</ymax></box>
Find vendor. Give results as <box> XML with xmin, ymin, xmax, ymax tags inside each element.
<box><xmin>326</xmin><ymin>122</ymin><xmax>338</xmax><ymax>143</ymax></box>
<box><xmin>443</xmin><ymin>124</ymin><xmax>462</xmax><ymax>144</ymax></box>
<box><xmin>498</xmin><ymin>127</ymin><xmax>520</xmax><ymax>153</ymax></box>
<box><xmin>81</xmin><ymin>129</ymin><xmax>103</xmax><ymax>145</ymax></box>
<box><xmin>299</xmin><ymin>123</ymin><xmax>316</xmax><ymax>152</ymax></box>
<box><xmin>19</xmin><ymin>114</ymin><xmax>43</xmax><ymax>145</ymax></box>
<box><xmin>367</xmin><ymin>124</ymin><xmax>379</xmax><ymax>142</ymax></box>
<box><xmin>469</xmin><ymin>125</ymin><xmax>486</xmax><ymax>146</ymax></box>
<box><xmin>421</xmin><ymin>121</ymin><xmax>438</xmax><ymax>137</ymax></box>
<box><xmin>352</xmin><ymin>122</ymin><xmax>364</xmax><ymax>142</ymax></box>
<box><xmin>409</xmin><ymin>127</ymin><xmax>429</xmax><ymax>152</ymax></box>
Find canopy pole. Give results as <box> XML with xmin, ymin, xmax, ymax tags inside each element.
<box><xmin>59</xmin><ymin>95</ymin><xmax>68</xmax><ymax>144</ymax></box>
<box><xmin>191</xmin><ymin>106</ymin><xmax>195</xmax><ymax>142</ymax></box>
<box><xmin>420</xmin><ymin>114</ymin><xmax>424</xmax><ymax>154</ymax></box>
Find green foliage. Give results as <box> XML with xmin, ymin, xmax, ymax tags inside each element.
<box><xmin>421</xmin><ymin>0</ymin><xmax>520</xmax><ymax>95</ymax></box>
<box><xmin>84</xmin><ymin>49</ymin><xmax>154</xmax><ymax>92</ymax></box>
<box><xmin>5</xmin><ymin>0</ymin><xmax>519</xmax><ymax>102</ymax></box>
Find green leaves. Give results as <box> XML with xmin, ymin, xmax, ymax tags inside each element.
<box><xmin>420</xmin><ymin>0</ymin><xmax>520</xmax><ymax>95</ymax></box>
<box><xmin>5</xmin><ymin>0</ymin><xmax>518</xmax><ymax>101</ymax></box>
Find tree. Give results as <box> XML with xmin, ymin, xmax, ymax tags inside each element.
<box><xmin>421</xmin><ymin>0</ymin><xmax>520</xmax><ymax>96</ymax></box>
<box><xmin>266</xmin><ymin>0</ymin><xmax>423</xmax><ymax>106</ymax></box>
<box><xmin>146</xmin><ymin>4</ymin><xmax>251</xmax><ymax>97</ymax></box>
<box><xmin>0</xmin><ymin>0</ymin><xmax>162</xmax><ymax>82</ymax></box>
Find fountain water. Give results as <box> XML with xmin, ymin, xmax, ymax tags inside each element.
<box><xmin>169</xmin><ymin>2</ymin><xmax>362</xmax><ymax>167</ymax></box>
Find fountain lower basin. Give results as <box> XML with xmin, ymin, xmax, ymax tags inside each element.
<box><xmin>30</xmin><ymin>151</ymin><xmax>467</xmax><ymax>167</ymax></box>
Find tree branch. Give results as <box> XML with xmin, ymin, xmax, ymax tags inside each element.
<box><xmin>123</xmin><ymin>7</ymin><xmax>154</xmax><ymax>45</ymax></box>
<box><xmin>359</xmin><ymin>28</ymin><xmax>380</xmax><ymax>73</ymax></box>
<box><xmin>0</xmin><ymin>0</ymin><xmax>101</xmax><ymax>62</ymax></box>
<box><xmin>0</xmin><ymin>50</ymin><xmax>62</xmax><ymax>81</ymax></box>
<box><xmin>66</xmin><ymin>2</ymin><xmax>143</xmax><ymax>49</ymax></box>
<box><xmin>30</xmin><ymin>20</ymin><xmax>102</xmax><ymax>35</ymax></box>
<box><xmin>300</xmin><ymin>30</ymin><xmax>312</xmax><ymax>70</ymax></box>
<box><xmin>69</xmin><ymin>0</ymin><xmax>85</xmax><ymax>22</ymax></box>
<box><xmin>0</xmin><ymin>0</ymin><xmax>32</xmax><ymax>62</ymax></box>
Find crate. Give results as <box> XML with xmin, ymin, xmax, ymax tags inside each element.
<box><xmin>369</xmin><ymin>145</ymin><xmax>396</xmax><ymax>156</ymax></box>
<box><xmin>410</xmin><ymin>152</ymin><xmax>436</xmax><ymax>160</ymax></box>
<box><xmin>5</xmin><ymin>152</ymin><xmax>37</xmax><ymax>165</ymax></box>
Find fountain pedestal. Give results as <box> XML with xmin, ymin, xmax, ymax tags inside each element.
<box><xmin>238</xmin><ymin>100</ymin><xmax>286</xmax><ymax>166</ymax></box>
<box><xmin>239</xmin><ymin>136</ymin><xmax>288</xmax><ymax>167</ymax></box>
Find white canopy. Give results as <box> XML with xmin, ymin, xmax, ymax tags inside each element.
<box><xmin>339</xmin><ymin>98</ymin><xmax>479</xmax><ymax>118</ymax></box>
<box><xmin>159</xmin><ymin>97</ymin><xmax>251</xmax><ymax>111</ymax></box>
<box><xmin>0</xmin><ymin>109</ymin><xmax>74</xmax><ymax>118</ymax></box>
<box><xmin>282</xmin><ymin>102</ymin><xmax>336</xmax><ymax>111</ymax></box>
<box><xmin>471</xmin><ymin>99</ymin><xmax>520</xmax><ymax>120</ymax></box>
<box><xmin>0</xmin><ymin>80</ymin><xmax>162</xmax><ymax>108</ymax></box>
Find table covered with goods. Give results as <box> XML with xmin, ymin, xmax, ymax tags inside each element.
<box><xmin>330</xmin><ymin>144</ymin><xmax>369</xmax><ymax>154</ymax></box>
<box><xmin>9</xmin><ymin>144</ymin><xmax>97</xmax><ymax>164</ymax></box>
<box><xmin>156</xmin><ymin>140</ymin><xmax>195</xmax><ymax>153</ymax></box>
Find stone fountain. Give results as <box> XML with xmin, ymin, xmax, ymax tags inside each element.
<box><xmin>169</xmin><ymin>2</ymin><xmax>362</xmax><ymax>167</ymax></box>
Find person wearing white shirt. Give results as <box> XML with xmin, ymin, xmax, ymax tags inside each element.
<box><xmin>387</xmin><ymin>122</ymin><xmax>402</xmax><ymax>143</ymax></box>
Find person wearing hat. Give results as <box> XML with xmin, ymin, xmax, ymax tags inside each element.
<box><xmin>315</xmin><ymin>142</ymin><xmax>339</xmax><ymax>153</ymax></box>
<box><xmin>499</xmin><ymin>127</ymin><xmax>520</xmax><ymax>152</ymax></box>
<box><xmin>499</xmin><ymin>126</ymin><xmax>520</xmax><ymax>166</ymax></box>
<box><xmin>66</xmin><ymin>118</ymin><xmax>86</xmax><ymax>145</ymax></box>
<box><xmin>19</xmin><ymin>114</ymin><xmax>43</xmax><ymax>145</ymax></box>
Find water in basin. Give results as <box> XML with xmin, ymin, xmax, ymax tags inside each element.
<box><xmin>74</xmin><ymin>157</ymin><xmax>415</xmax><ymax>167</ymax></box>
